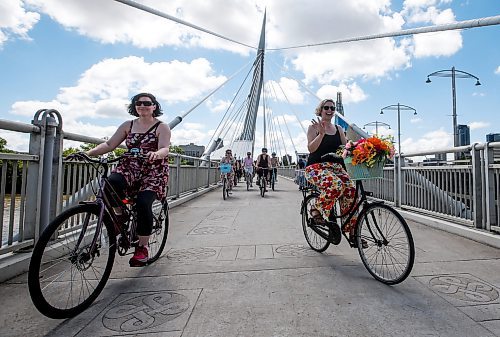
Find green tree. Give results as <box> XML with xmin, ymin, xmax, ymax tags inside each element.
<box><xmin>168</xmin><ymin>145</ymin><xmax>190</xmax><ymax>165</ymax></box>
<box><xmin>0</xmin><ymin>137</ymin><xmax>15</xmax><ymax>154</ymax></box>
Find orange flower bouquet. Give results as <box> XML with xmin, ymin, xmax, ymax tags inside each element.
<box><xmin>338</xmin><ymin>136</ymin><xmax>395</xmax><ymax>179</ymax></box>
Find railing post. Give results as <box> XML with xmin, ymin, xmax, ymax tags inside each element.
<box><xmin>471</xmin><ymin>143</ymin><xmax>483</xmax><ymax>229</ymax></box>
<box><xmin>194</xmin><ymin>157</ymin><xmax>199</xmax><ymax>191</ymax></box>
<box><xmin>484</xmin><ymin>143</ymin><xmax>495</xmax><ymax>231</ymax></box>
<box><xmin>394</xmin><ymin>155</ymin><xmax>400</xmax><ymax>207</ymax></box>
<box><xmin>175</xmin><ymin>155</ymin><xmax>181</xmax><ymax>199</ymax></box>
<box><xmin>206</xmin><ymin>156</ymin><xmax>211</xmax><ymax>188</ymax></box>
<box><xmin>23</xmin><ymin>113</ymin><xmax>43</xmax><ymax>241</ymax></box>
<box><xmin>39</xmin><ymin>112</ymin><xmax>59</xmax><ymax>234</ymax></box>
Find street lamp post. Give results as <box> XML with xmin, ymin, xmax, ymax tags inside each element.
<box><xmin>380</xmin><ymin>103</ymin><xmax>417</xmax><ymax>155</ymax></box>
<box><xmin>380</xmin><ymin>103</ymin><xmax>417</xmax><ymax>207</ymax></box>
<box><xmin>426</xmin><ymin>66</ymin><xmax>481</xmax><ymax>158</ymax></box>
<box><xmin>363</xmin><ymin>121</ymin><xmax>391</xmax><ymax>137</ymax></box>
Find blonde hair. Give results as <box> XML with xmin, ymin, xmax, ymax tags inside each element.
<box><xmin>315</xmin><ymin>98</ymin><xmax>335</xmax><ymax>116</ymax></box>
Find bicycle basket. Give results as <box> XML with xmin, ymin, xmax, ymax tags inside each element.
<box><xmin>344</xmin><ymin>157</ymin><xmax>384</xmax><ymax>180</ymax></box>
<box><xmin>220</xmin><ymin>163</ymin><xmax>232</xmax><ymax>174</ymax></box>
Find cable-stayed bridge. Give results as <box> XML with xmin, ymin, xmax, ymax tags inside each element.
<box><xmin>1</xmin><ymin>6</ymin><xmax>500</xmax><ymax>336</ymax></box>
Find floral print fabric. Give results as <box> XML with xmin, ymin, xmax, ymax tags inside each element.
<box><xmin>113</xmin><ymin>127</ymin><xmax>169</xmax><ymax>200</ymax></box>
<box><xmin>304</xmin><ymin>162</ymin><xmax>357</xmax><ymax>233</ymax></box>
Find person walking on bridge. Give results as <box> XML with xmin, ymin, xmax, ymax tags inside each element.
<box><xmin>86</xmin><ymin>92</ymin><xmax>171</xmax><ymax>266</ymax></box>
<box><xmin>304</xmin><ymin>98</ymin><xmax>356</xmax><ymax>243</ymax></box>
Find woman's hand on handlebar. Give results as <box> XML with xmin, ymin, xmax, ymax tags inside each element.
<box><xmin>65</xmin><ymin>151</ymin><xmax>89</xmax><ymax>161</ymax></box>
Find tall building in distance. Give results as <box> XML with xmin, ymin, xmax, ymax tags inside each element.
<box><xmin>457</xmin><ymin>124</ymin><xmax>470</xmax><ymax>146</ymax></box>
<box><xmin>486</xmin><ymin>133</ymin><xmax>500</xmax><ymax>142</ymax></box>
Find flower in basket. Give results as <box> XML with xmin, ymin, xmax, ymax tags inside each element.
<box><xmin>338</xmin><ymin>136</ymin><xmax>395</xmax><ymax>168</ymax></box>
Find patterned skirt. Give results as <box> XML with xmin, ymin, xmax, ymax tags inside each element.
<box><xmin>304</xmin><ymin>162</ymin><xmax>357</xmax><ymax>232</ymax></box>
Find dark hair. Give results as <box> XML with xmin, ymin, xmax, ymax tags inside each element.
<box><xmin>127</xmin><ymin>93</ymin><xmax>163</xmax><ymax>117</ymax></box>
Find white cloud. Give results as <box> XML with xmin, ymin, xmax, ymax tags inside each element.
<box><xmin>9</xmin><ymin>0</ymin><xmax>461</xmax><ymax>87</ymax></box>
<box><xmin>402</xmin><ymin>3</ymin><xmax>462</xmax><ymax>58</ymax></box>
<box><xmin>410</xmin><ymin>117</ymin><xmax>422</xmax><ymax>123</ymax></box>
<box><xmin>206</xmin><ymin>99</ymin><xmax>230</xmax><ymax>113</ymax></box>
<box><xmin>24</xmin><ymin>0</ymin><xmax>259</xmax><ymax>54</ymax></box>
<box><xmin>0</xmin><ymin>0</ymin><xmax>40</xmax><ymax>47</ymax></box>
<box><xmin>316</xmin><ymin>83</ymin><xmax>367</xmax><ymax>104</ymax></box>
<box><xmin>401</xmin><ymin>128</ymin><xmax>452</xmax><ymax>154</ymax></box>
<box><xmin>495</xmin><ymin>66</ymin><xmax>500</xmax><ymax>75</ymax></box>
<box><xmin>469</xmin><ymin>121</ymin><xmax>490</xmax><ymax>130</ymax></box>
<box><xmin>265</xmin><ymin>77</ymin><xmax>305</xmax><ymax>104</ymax></box>
<box><xmin>10</xmin><ymin>56</ymin><xmax>226</xmax><ymax>123</ymax></box>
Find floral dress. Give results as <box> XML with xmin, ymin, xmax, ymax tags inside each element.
<box><xmin>304</xmin><ymin>130</ymin><xmax>357</xmax><ymax>234</ymax></box>
<box><xmin>113</xmin><ymin>121</ymin><xmax>169</xmax><ymax>200</ymax></box>
<box><xmin>304</xmin><ymin>162</ymin><xmax>356</xmax><ymax>233</ymax></box>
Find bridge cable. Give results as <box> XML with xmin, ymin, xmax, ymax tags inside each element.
<box><xmin>202</xmin><ymin>63</ymin><xmax>256</xmax><ymax>151</ymax></box>
<box><xmin>267</xmin><ymin>80</ymin><xmax>298</xmax><ymax>158</ymax></box>
<box><xmin>263</xmin><ymin>83</ymin><xmax>286</xmax><ymax>160</ymax></box>
<box><xmin>267</xmin><ymin>56</ymin><xmax>321</xmax><ymax>102</ymax></box>
<box><xmin>267</xmin><ymin>15</ymin><xmax>500</xmax><ymax>51</ymax></box>
<box><xmin>266</xmin><ymin>63</ymin><xmax>307</xmax><ymax>136</ymax></box>
<box><xmin>169</xmin><ymin>58</ymin><xmax>254</xmax><ymax>129</ymax></box>
<box><xmin>113</xmin><ymin>0</ymin><xmax>256</xmax><ymax>50</ymax></box>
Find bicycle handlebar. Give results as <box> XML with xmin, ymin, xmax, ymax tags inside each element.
<box><xmin>65</xmin><ymin>151</ymin><xmax>151</xmax><ymax>164</ymax></box>
<box><xmin>321</xmin><ymin>152</ymin><xmax>343</xmax><ymax>160</ymax></box>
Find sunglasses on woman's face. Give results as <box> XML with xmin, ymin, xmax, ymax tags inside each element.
<box><xmin>135</xmin><ymin>101</ymin><xmax>154</xmax><ymax>106</ymax></box>
<box><xmin>322</xmin><ymin>105</ymin><xmax>335</xmax><ymax>111</ymax></box>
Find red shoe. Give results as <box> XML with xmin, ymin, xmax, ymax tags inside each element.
<box><xmin>129</xmin><ymin>246</ymin><xmax>148</xmax><ymax>267</ymax></box>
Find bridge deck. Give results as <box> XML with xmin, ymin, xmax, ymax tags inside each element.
<box><xmin>1</xmin><ymin>178</ymin><xmax>500</xmax><ymax>337</ymax></box>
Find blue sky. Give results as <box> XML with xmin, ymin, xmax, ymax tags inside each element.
<box><xmin>0</xmin><ymin>0</ymin><xmax>499</xmax><ymax>159</ymax></box>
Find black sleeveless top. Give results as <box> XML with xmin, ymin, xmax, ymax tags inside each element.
<box><xmin>258</xmin><ymin>154</ymin><xmax>269</xmax><ymax>168</ymax></box>
<box><xmin>306</xmin><ymin>126</ymin><xmax>344</xmax><ymax>166</ymax></box>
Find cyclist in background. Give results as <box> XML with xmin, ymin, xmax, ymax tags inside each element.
<box><xmin>270</xmin><ymin>152</ymin><xmax>279</xmax><ymax>183</ymax></box>
<box><xmin>220</xmin><ymin>149</ymin><xmax>235</xmax><ymax>192</ymax></box>
<box><xmin>256</xmin><ymin>147</ymin><xmax>271</xmax><ymax>186</ymax></box>
<box><xmin>243</xmin><ymin>151</ymin><xmax>254</xmax><ymax>187</ymax></box>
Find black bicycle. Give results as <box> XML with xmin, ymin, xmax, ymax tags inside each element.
<box><xmin>258</xmin><ymin>168</ymin><xmax>268</xmax><ymax>197</ymax></box>
<box><xmin>28</xmin><ymin>152</ymin><xmax>169</xmax><ymax>318</ymax></box>
<box><xmin>300</xmin><ymin>158</ymin><xmax>415</xmax><ymax>285</ymax></box>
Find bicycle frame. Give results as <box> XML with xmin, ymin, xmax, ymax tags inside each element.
<box><xmin>301</xmin><ymin>180</ymin><xmax>385</xmax><ymax>246</ymax></box>
<box><xmin>68</xmin><ymin>154</ymin><xmax>137</xmax><ymax>258</ymax></box>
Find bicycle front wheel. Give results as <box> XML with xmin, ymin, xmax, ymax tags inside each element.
<box><xmin>222</xmin><ymin>178</ymin><xmax>227</xmax><ymax>200</ymax></box>
<box><xmin>356</xmin><ymin>203</ymin><xmax>415</xmax><ymax>285</ymax></box>
<box><xmin>28</xmin><ymin>203</ymin><xmax>116</xmax><ymax>318</ymax></box>
<box><xmin>301</xmin><ymin>193</ymin><xmax>330</xmax><ymax>252</ymax></box>
<box><xmin>260</xmin><ymin>178</ymin><xmax>266</xmax><ymax>197</ymax></box>
<box><xmin>148</xmin><ymin>199</ymin><xmax>169</xmax><ymax>263</ymax></box>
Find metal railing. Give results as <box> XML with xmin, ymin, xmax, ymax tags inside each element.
<box><xmin>0</xmin><ymin>110</ymin><xmax>220</xmax><ymax>256</ymax></box>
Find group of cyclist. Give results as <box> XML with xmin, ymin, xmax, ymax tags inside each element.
<box><xmin>80</xmin><ymin>91</ymin><xmax>354</xmax><ymax>266</ymax></box>
<box><xmin>219</xmin><ymin>147</ymin><xmax>280</xmax><ymax>191</ymax></box>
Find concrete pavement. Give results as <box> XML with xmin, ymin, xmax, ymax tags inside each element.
<box><xmin>1</xmin><ymin>177</ymin><xmax>500</xmax><ymax>337</ymax></box>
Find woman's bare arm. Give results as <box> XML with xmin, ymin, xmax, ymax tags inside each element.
<box><xmin>86</xmin><ymin>121</ymin><xmax>129</xmax><ymax>156</ymax></box>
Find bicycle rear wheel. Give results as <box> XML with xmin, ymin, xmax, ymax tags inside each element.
<box><xmin>148</xmin><ymin>199</ymin><xmax>169</xmax><ymax>263</ymax></box>
<box><xmin>246</xmin><ymin>173</ymin><xmax>250</xmax><ymax>191</ymax></box>
<box><xmin>356</xmin><ymin>203</ymin><xmax>415</xmax><ymax>285</ymax></box>
<box><xmin>301</xmin><ymin>193</ymin><xmax>330</xmax><ymax>252</ymax></box>
<box><xmin>260</xmin><ymin>177</ymin><xmax>266</xmax><ymax>197</ymax></box>
<box><xmin>28</xmin><ymin>203</ymin><xmax>116</xmax><ymax>318</ymax></box>
<box><xmin>271</xmin><ymin>174</ymin><xmax>275</xmax><ymax>191</ymax></box>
